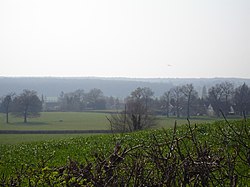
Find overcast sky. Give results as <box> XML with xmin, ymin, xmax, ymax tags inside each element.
<box><xmin>0</xmin><ymin>0</ymin><xmax>249</xmax><ymax>78</ymax></box>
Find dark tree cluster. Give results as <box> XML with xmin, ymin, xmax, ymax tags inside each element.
<box><xmin>0</xmin><ymin>90</ymin><xmax>42</xmax><ymax>123</ymax></box>
<box><xmin>158</xmin><ymin>84</ymin><xmax>200</xmax><ymax>118</ymax></box>
<box><xmin>157</xmin><ymin>82</ymin><xmax>250</xmax><ymax>118</ymax></box>
<box><xmin>58</xmin><ymin>88</ymin><xmax>122</xmax><ymax>112</ymax></box>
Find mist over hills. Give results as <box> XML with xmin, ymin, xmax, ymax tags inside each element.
<box><xmin>0</xmin><ymin>77</ymin><xmax>249</xmax><ymax>98</ymax></box>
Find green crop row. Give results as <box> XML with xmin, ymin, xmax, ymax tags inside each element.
<box><xmin>0</xmin><ymin>119</ymin><xmax>249</xmax><ymax>186</ymax></box>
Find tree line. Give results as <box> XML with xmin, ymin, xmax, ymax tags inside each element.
<box><xmin>157</xmin><ymin>82</ymin><xmax>250</xmax><ymax>118</ymax></box>
<box><xmin>108</xmin><ymin>82</ymin><xmax>250</xmax><ymax>132</ymax></box>
<box><xmin>58</xmin><ymin>88</ymin><xmax>122</xmax><ymax>111</ymax></box>
<box><xmin>0</xmin><ymin>90</ymin><xmax>42</xmax><ymax>123</ymax></box>
<box><xmin>1</xmin><ymin>82</ymin><xmax>250</xmax><ymax>125</ymax></box>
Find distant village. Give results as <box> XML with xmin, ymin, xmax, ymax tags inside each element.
<box><xmin>40</xmin><ymin>81</ymin><xmax>250</xmax><ymax>118</ymax></box>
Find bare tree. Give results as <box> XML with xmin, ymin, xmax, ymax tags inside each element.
<box><xmin>160</xmin><ymin>90</ymin><xmax>171</xmax><ymax>117</ymax></box>
<box><xmin>170</xmin><ymin>86</ymin><xmax>183</xmax><ymax>118</ymax></box>
<box><xmin>181</xmin><ymin>84</ymin><xmax>198</xmax><ymax>118</ymax></box>
<box><xmin>208</xmin><ymin>82</ymin><xmax>234</xmax><ymax>117</ymax></box>
<box><xmin>87</xmin><ymin>88</ymin><xmax>106</xmax><ymax>110</ymax></box>
<box><xmin>201</xmin><ymin>86</ymin><xmax>208</xmax><ymax>99</ymax></box>
<box><xmin>220</xmin><ymin>82</ymin><xmax>234</xmax><ymax>114</ymax></box>
<box><xmin>208</xmin><ymin>84</ymin><xmax>224</xmax><ymax>117</ymax></box>
<box><xmin>234</xmin><ymin>83</ymin><xmax>250</xmax><ymax>116</ymax></box>
<box><xmin>107</xmin><ymin>87</ymin><xmax>156</xmax><ymax>132</ymax></box>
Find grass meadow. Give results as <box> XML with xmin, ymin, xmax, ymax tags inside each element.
<box><xmin>0</xmin><ymin>112</ymin><xmax>110</xmax><ymax>131</ymax></box>
<box><xmin>0</xmin><ymin>112</ymin><xmax>109</xmax><ymax>144</ymax></box>
<box><xmin>0</xmin><ymin>112</ymin><xmax>220</xmax><ymax>144</ymax></box>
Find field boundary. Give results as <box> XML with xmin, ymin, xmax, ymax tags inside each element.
<box><xmin>0</xmin><ymin>130</ymin><xmax>115</xmax><ymax>134</ymax></box>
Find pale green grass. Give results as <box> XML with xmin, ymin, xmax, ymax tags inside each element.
<box><xmin>0</xmin><ymin>112</ymin><xmax>109</xmax><ymax>130</ymax></box>
<box><xmin>0</xmin><ymin>112</ymin><xmax>220</xmax><ymax>145</ymax></box>
<box><xmin>0</xmin><ymin>112</ymin><xmax>110</xmax><ymax>144</ymax></box>
<box><xmin>157</xmin><ymin>116</ymin><xmax>217</xmax><ymax>129</ymax></box>
<box><xmin>0</xmin><ymin>112</ymin><xmax>219</xmax><ymax>131</ymax></box>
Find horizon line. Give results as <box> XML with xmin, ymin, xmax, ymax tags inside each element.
<box><xmin>0</xmin><ymin>76</ymin><xmax>250</xmax><ymax>80</ymax></box>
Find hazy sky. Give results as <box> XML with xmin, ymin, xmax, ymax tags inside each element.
<box><xmin>0</xmin><ymin>0</ymin><xmax>249</xmax><ymax>78</ymax></box>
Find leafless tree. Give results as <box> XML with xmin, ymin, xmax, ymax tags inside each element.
<box><xmin>170</xmin><ymin>86</ymin><xmax>183</xmax><ymax>118</ymax></box>
<box><xmin>208</xmin><ymin>84</ymin><xmax>224</xmax><ymax>117</ymax></box>
<box><xmin>208</xmin><ymin>82</ymin><xmax>235</xmax><ymax>117</ymax></box>
<box><xmin>181</xmin><ymin>84</ymin><xmax>198</xmax><ymax>118</ymax></box>
<box><xmin>201</xmin><ymin>85</ymin><xmax>208</xmax><ymax>99</ymax></box>
<box><xmin>160</xmin><ymin>90</ymin><xmax>171</xmax><ymax>117</ymax></box>
<box><xmin>234</xmin><ymin>83</ymin><xmax>250</xmax><ymax>116</ymax></box>
<box><xmin>220</xmin><ymin>82</ymin><xmax>234</xmax><ymax>114</ymax></box>
<box><xmin>107</xmin><ymin>87</ymin><xmax>156</xmax><ymax>132</ymax></box>
<box><xmin>86</xmin><ymin>88</ymin><xmax>106</xmax><ymax>110</ymax></box>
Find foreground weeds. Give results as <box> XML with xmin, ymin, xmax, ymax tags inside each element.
<box><xmin>0</xmin><ymin>120</ymin><xmax>250</xmax><ymax>186</ymax></box>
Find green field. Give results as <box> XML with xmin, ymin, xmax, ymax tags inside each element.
<box><xmin>0</xmin><ymin>112</ymin><xmax>213</xmax><ymax>144</ymax></box>
<box><xmin>0</xmin><ymin>112</ymin><xmax>109</xmax><ymax>144</ymax></box>
<box><xmin>0</xmin><ymin>112</ymin><xmax>110</xmax><ymax>131</ymax></box>
<box><xmin>0</xmin><ymin>112</ymin><xmax>220</xmax><ymax>131</ymax></box>
<box><xmin>0</xmin><ymin>112</ymin><xmax>221</xmax><ymax>144</ymax></box>
<box><xmin>0</xmin><ymin>134</ymin><xmax>97</xmax><ymax>144</ymax></box>
<box><xmin>0</xmin><ymin>119</ymin><xmax>249</xmax><ymax>186</ymax></box>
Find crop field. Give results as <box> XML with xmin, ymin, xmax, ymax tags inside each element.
<box><xmin>0</xmin><ymin>134</ymin><xmax>96</xmax><ymax>145</ymax></box>
<box><xmin>0</xmin><ymin>119</ymin><xmax>249</xmax><ymax>186</ymax></box>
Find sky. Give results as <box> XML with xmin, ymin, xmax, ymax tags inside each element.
<box><xmin>0</xmin><ymin>0</ymin><xmax>250</xmax><ymax>78</ymax></box>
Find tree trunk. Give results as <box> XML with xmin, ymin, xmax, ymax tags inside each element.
<box><xmin>176</xmin><ymin>100</ymin><xmax>180</xmax><ymax>118</ymax></box>
<box><xmin>187</xmin><ymin>95</ymin><xmax>191</xmax><ymax>119</ymax></box>
<box><xmin>177</xmin><ymin>109</ymin><xmax>180</xmax><ymax>118</ymax></box>
<box><xmin>6</xmin><ymin>112</ymin><xmax>9</xmax><ymax>124</ymax></box>
<box><xmin>24</xmin><ymin>110</ymin><xmax>27</xmax><ymax>123</ymax></box>
<box><xmin>167</xmin><ymin>97</ymin><xmax>170</xmax><ymax>118</ymax></box>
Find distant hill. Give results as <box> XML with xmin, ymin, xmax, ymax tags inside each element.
<box><xmin>0</xmin><ymin>77</ymin><xmax>249</xmax><ymax>98</ymax></box>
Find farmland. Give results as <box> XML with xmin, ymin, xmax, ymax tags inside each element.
<box><xmin>0</xmin><ymin>119</ymin><xmax>249</xmax><ymax>186</ymax></box>
<box><xmin>0</xmin><ymin>112</ymin><xmax>110</xmax><ymax>131</ymax></box>
<box><xmin>0</xmin><ymin>112</ymin><xmax>110</xmax><ymax>144</ymax></box>
<box><xmin>1</xmin><ymin>112</ymin><xmax>249</xmax><ymax>185</ymax></box>
<box><xmin>0</xmin><ymin>112</ymin><xmax>218</xmax><ymax>144</ymax></box>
